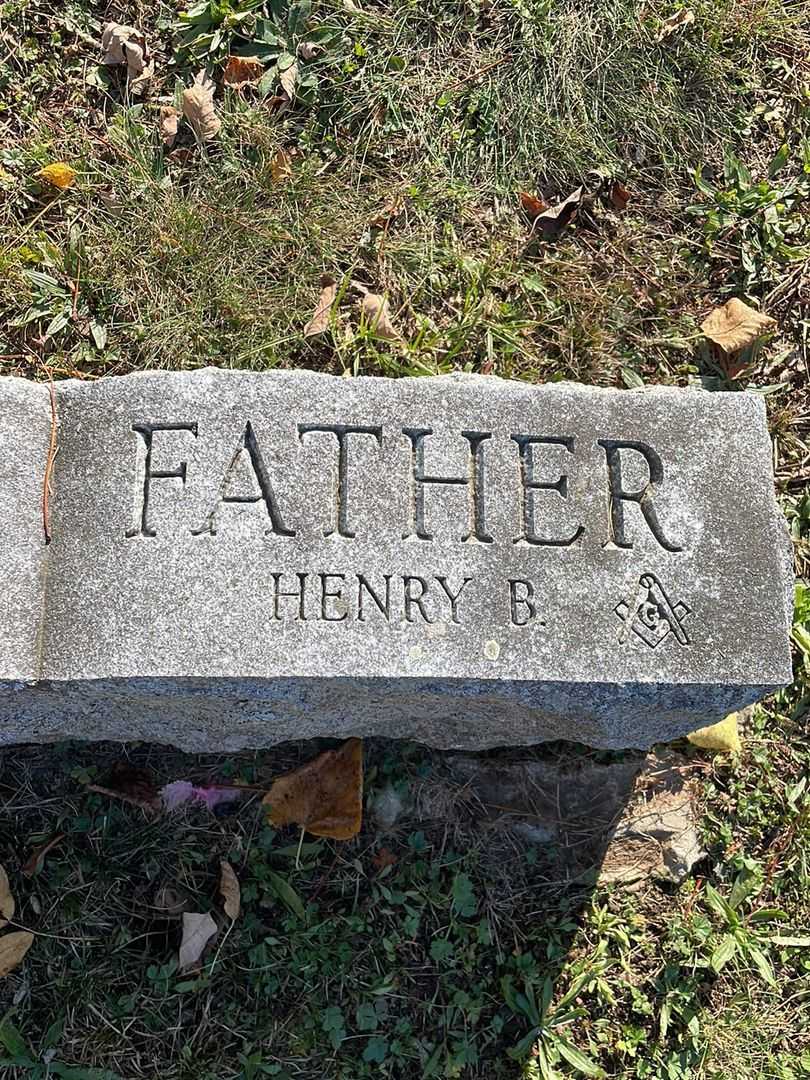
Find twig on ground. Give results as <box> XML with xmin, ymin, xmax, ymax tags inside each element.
<box><xmin>42</xmin><ymin>377</ymin><xmax>57</xmax><ymax>544</ymax></box>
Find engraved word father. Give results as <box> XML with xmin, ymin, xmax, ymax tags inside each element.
<box><xmin>125</xmin><ymin>421</ymin><xmax>684</xmax><ymax>552</ymax></box>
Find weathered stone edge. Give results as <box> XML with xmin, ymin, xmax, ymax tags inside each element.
<box><xmin>0</xmin><ymin>675</ymin><xmax>787</xmax><ymax>753</ymax></box>
<box><xmin>51</xmin><ymin>365</ymin><xmax>769</xmax><ymax>404</ymax></box>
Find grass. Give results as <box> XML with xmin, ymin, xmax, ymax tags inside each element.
<box><xmin>0</xmin><ymin>703</ymin><xmax>809</xmax><ymax>1079</ymax></box>
<box><xmin>0</xmin><ymin>0</ymin><xmax>809</xmax><ymax>1075</ymax></box>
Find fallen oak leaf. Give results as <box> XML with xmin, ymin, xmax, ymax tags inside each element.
<box><xmin>701</xmin><ymin>298</ymin><xmax>776</xmax><ymax>355</ymax></box>
<box><xmin>219</xmin><ymin>860</ymin><xmax>241</xmax><ymax>920</ymax></box>
<box><xmin>519</xmin><ymin>191</ymin><xmax>549</xmax><ymax>219</ymax></box>
<box><xmin>159</xmin><ymin>106</ymin><xmax>179</xmax><ymax>151</ymax></box>
<box><xmin>22</xmin><ymin>833</ymin><xmax>65</xmax><ymax>878</ymax></box>
<box><xmin>0</xmin><ymin>932</ymin><xmax>34</xmax><ymax>979</ymax></box>
<box><xmin>0</xmin><ymin>865</ymin><xmax>14</xmax><ymax>928</ymax></box>
<box><xmin>183</xmin><ymin>70</ymin><xmax>221</xmax><ymax>142</ymax></box>
<box><xmin>168</xmin><ymin>146</ymin><xmax>196</xmax><ymax>165</ymax></box>
<box><xmin>179</xmin><ymin>912</ymin><xmax>218</xmax><ymax>971</ymax></box>
<box><xmin>101</xmin><ymin>23</ymin><xmax>146</xmax><ymax>74</ymax></box>
<box><xmin>370</xmin><ymin>195</ymin><xmax>405</xmax><ymax>230</ymax></box>
<box><xmin>262</xmin><ymin>737</ymin><xmax>363</xmax><ymax>840</ymax></box>
<box><xmin>656</xmin><ymin>8</ymin><xmax>695</xmax><ymax>41</ymax></box>
<box><xmin>531</xmin><ymin>186</ymin><xmax>583</xmax><ymax>240</ymax></box>
<box><xmin>36</xmin><ymin>163</ymin><xmax>76</xmax><ymax>190</ymax></box>
<box><xmin>264</xmin><ymin>92</ymin><xmax>291</xmax><ymax>114</ymax></box>
<box><xmin>101</xmin><ymin>22</ymin><xmax>132</xmax><ymax>64</ymax></box>
<box><xmin>304</xmin><ymin>274</ymin><xmax>337</xmax><ymax>337</ymax></box>
<box><xmin>223</xmin><ymin>55</ymin><xmax>265</xmax><ymax>89</ymax></box>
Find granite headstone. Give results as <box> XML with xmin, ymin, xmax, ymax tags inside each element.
<box><xmin>0</xmin><ymin>369</ymin><xmax>794</xmax><ymax>750</ymax></box>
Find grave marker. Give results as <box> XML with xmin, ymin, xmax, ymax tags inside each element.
<box><xmin>0</xmin><ymin>369</ymin><xmax>793</xmax><ymax>750</ymax></box>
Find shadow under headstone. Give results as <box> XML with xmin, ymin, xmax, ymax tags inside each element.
<box><xmin>0</xmin><ymin>735</ymin><xmax>707</xmax><ymax>1076</ymax></box>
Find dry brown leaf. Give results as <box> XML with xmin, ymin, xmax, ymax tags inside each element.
<box><xmin>219</xmin><ymin>860</ymin><xmax>241</xmax><ymax>920</ymax></box>
<box><xmin>298</xmin><ymin>41</ymin><xmax>323</xmax><ymax>61</ymax></box>
<box><xmin>362</xmin><ymin>292</ymin><xmax>401</xmax><ymax>341</ymax></box>
<box><xmin>609</xmin><ymin>179</ymin><xmax>632</xmax><ymax>211</ymax></box>
<box><xmin>223</xmin><ymin>55</ymin><xmax>265</xmax><ymax>89</ymax></box>
<box><xmin>153</xmin><ymin>885</ymin><xmax>187</xmax><ymax>916</ymax></box>
<box><xmin>304</xmin><ymin>274</ymin><xmax>337</xmax><ymax>337</ymax></box>
<box><xmin>0</xmin><ymin>931</ymin><xmax>33</xmax><ymax>979</ymax></box>
<box><xmin>519</xmin><ymin>191</ymin><xmax>549</xmax><ymax>219</ymax></box>
<box><xmin>124</xmin><ymin>40</ymin><xmax>149</xmax><ymax>84</ymax></box>
<box><xmin>0</xmin><ymin>865</ymin><xmax>14</xmax><ymax>928</ymax></box>
<box><xmin>532</xmin><ymin>186</ymin><xmax>583</xmax><ymax>240</ymax></box>
<box><xmin>101</xmin><ymin>22</ymin><xmax>152</xmax><ymax>90</ymax></box>
<box><xmin>270</xmin><ymin>148</ymin><xmax>293</xmax><ymax>183</ymax></box>
<box><xmin>183</xmin><ymin>71</ymin><xmax>221</xmax><ymax>142</ymax></box>
<box><xmin>160</xmin><ymin>106</ymin><xmax>180</xmax><ymax>151</ymax></box>
<box><xmin>370</xmin><ymin>195</ymin><xmax>405</xmax><ymax>230</ymax></box>
<box><xmin>179</xmin><ymin>912</ymin><xmax>218</xmax><ymax>971</ymax></box>
<box><xmin>656</xmin><ymin>8</ymin><xmax>695</xmax><ymax>41</ymax></box>
<box><xmin>101</xmin><ymin>22</ymin><xmax>141</xmax><ymax>68</ymax></box>
<box><xmin>168</xmin><ymin>146</ymin><xmax>196</xmax><ymax>165</ymax></box>
<box><xmin>265</xmin><ymin>93</ymin><xmax>291</xmax><ymax>114</ymax></box>
<box><xmin>87</xmin><ymin>762</ymin><xmax>161</xmax><ymax>813</ymax></box>
<box><xmin>279</xmin><ymin>61</ymin><xmax>298</xmax><ymax>101</ymax></box>
<box><xmin>701</xmin><ymin>298</ymin><xmax>776</xmax><ymax>355</ymax></box>
<box><xmin>262</xmin><ymin>738</ymin><xmax>364</xmax><ymax>840</ymax></box>
<box><xmin>22</xmin><ymin>834</ymin><xmax>65</xmax><ymax>878</ymax></box>
<box><xmin>371</xmin><ymin>847</ymin><xmax>398</xmax><ymax>871</ymax></box>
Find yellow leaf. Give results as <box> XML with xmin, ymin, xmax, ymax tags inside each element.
<box><xmin>219</xmin><ymin>860</ymin><xmax>241</xmax><ymax>921</ymax></box>
<box><xmin>0</xmin><ymin>931</ymin><xmax>34</xmax><ymax>978</ymax></box>
<box><xmin>701</xmin><ymin>298</ymin><xmax>776</xmax><ymax>355</ymax></box>
<box><xmin>270</xmin><ymin>148</ymin><xmax>293</xmax><ymax>183</ymax></box>
<box><xmin>262</xmin><ymin>738</ymin><xmax>364</xmax><ymax>840</ymax></box>
<box><xmin>304</xmin><ymin>274</ymin><xmax>337</xmax><ymax>337</ymax></box>
<box><xmin>37</xmin><ymin>163</ymin><xmax>76</xmax><ymax>190</ymax></box>
<box><xmin>0</xmin><ymin>865</ymin><xmax>14</xmax><ymax>928</ymax></box>
<box><xmin>688</xmin><ymin>713</ymin><xmax>742</xmax><ymax>753</ymax></box>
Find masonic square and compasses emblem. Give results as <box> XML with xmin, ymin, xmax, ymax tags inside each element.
<box><xmin>615</xmin><ymin>572</ymin><xmax>691</xmax><ymax>649</ymax></box>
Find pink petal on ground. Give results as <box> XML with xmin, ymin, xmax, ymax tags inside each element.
<box><xmin>160</xmin><ymin>780</ymin><xmax>195</xmax><ymax>810</ymax></box>
<box><xmin>192</xmin><ymin>786</ymin><xmax>243</xmax><ymax>811</ymax></box>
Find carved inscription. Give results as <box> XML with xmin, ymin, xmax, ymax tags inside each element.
<box><xmin>615</xmin><ymin>573</ymin><xmax>691</xmax><ymax>647</ymax></box>
<box><xmin>124</xmin><ymin>421</ymin><xmax>685</xmax><ymax>633</ymax></box>
<box><xmin>192</xmin><ymin>421</ymin><xmax>294</xmax><ymax>538</ymax></box>
<box><xmin>261</xmin><ymin>572</ymin><xmax>477</xmax><ymax>623</ymax></box>
<box><xmin>127</xmin><ymin>423</ymin><xmax>681</xmax><ymax>549</ymax></box>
